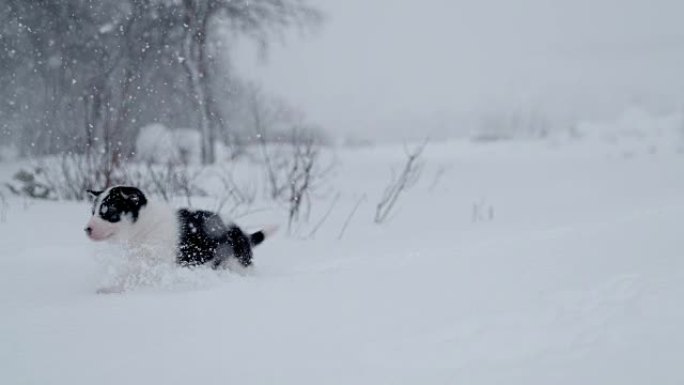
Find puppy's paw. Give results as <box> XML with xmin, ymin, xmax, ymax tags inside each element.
<box><xmin>223</xmin><ymin>258</ymin><xmax>256</xmax><ymax>276</ymax></box>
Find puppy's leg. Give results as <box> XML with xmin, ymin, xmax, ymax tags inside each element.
<box><xmin>226</xmin><ymin>225</ymin><xmax>253</xmax><ymax>267</ymax></box>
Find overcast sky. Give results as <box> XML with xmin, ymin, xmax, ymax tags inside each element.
<box><xmin>235</xmin><ymin>0</ymin><xmax>684</xmax><ymax>140</ymax></box>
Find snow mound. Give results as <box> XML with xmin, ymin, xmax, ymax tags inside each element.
<box><xmin>135</xmin><ymin>123</ymin><xmax>201</xmax><ymax>165</ymax></box>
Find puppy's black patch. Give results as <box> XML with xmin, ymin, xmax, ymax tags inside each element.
<box><xmin>93</xmin><ymin>186</ymin><xmax>148</xmax><ymax>223</ymax></box>
<box><xmin>176</xmin><ymin>209</ymin><xmax>255</xmax><ymax>268</ymax></box>
<box><xmin>249</xmin><ymin>230</ymin><xmax>266</xmax><ymax>248</ymax></box>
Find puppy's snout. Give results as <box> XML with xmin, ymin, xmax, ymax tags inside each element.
<box><xmin>84</xmin><ymin>226</ymin><xmax>93</xmax><ymax>235</ymax></box>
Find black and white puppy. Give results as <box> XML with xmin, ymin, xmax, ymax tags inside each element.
<box><xmin>85</xmin><ymin>186</ymin><xmax>271</xmax><ymax>268</ymax></box>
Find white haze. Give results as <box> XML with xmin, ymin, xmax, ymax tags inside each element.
<box><xmin>235</xmin><ymin>0</ymin><xmax>684</xmax><ymax>141</ymax></box>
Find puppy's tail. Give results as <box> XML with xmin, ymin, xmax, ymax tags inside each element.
<box><xmin>249</xmin><ymin>225</ymin><xmax>278</xmax><ymax>247</ymax></box>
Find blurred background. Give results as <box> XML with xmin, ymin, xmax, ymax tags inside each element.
<box><xmin>238</xmin><ymin>0</ymin><xmax>684</xmax><ymax>141</ymax></box>
<box><xmin>2</xmin><ymin>0</ymin><xmax>684</xmax><ymax>160</ymax></box>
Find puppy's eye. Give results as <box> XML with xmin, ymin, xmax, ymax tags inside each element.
<box><xmin>100</xmin><ymin>205</ymin><xmax>109</xmax><ymax>215</ymax></box>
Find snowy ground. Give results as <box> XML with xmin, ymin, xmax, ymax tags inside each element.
<box><xmin>1</xmin><ymin>134</ymin><xmax>684</xmax><ymax>384</ymax></box>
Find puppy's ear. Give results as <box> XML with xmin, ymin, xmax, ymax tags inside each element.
<box><xmin>87</xmin><ymin>189</ymin><xmax>103</xmax><ymax>199</ymax></box>
<box><xmin>119</xmin><ymin>187</ymin><xmax>146</xmax><ymax>205</ymax></box>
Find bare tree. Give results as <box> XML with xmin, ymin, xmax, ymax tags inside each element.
<box><xmin>177</xmin><ymin>0</ymin><xmax>322</xmax><ymax>164</ymax></box>
<box><xmin>374</xmin><ymin>140</ymin><xmax>427</xmax><ymax>224</ymax></box>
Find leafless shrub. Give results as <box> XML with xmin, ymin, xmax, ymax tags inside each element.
<box><xmin>245</xmin><ymin>84</ymin><xmax>335</xmax><ymax>234</ymax></box>
<box><xmin>472</xmin><ymin>198</ymin><xmax>495</xmax><ymax>223</ymax></box>
<box><xmin>338</xmin><ymin>194</ymin><xmax>367</xmax><ymax>240</ymax></box>
<box><xmin>0</xmin><ymin>190</ymin><xmax>8</xmax><ymax>223</ymax></box>
<box><xmin>374</xmin><ymin>140</ymin><xmax>427</xmax><ymax>224</ymax></box>
<box><xmin>6</xmin><ymin>152</ymin><xmax>113</xmax><ymax>201</ymax></box>
<box><xmin>259</xmin><ymin>130</ymin><xmax>333</xmax><ymax>234</ymax></box>
<box><xmin>212</xmin><ymin>166</ymin><xmax>258</xmax><ymax>218</ymax></box>
<box><xmin>306</xmin><ymin>192</ymin><xmax>341</xmax><ymax>239</ymax></box>
<box><xmin>473</xmin><ymin>107</ymin><xmax>550</xmax><ymax>141</ymax></box>
<box><xmin>5</xmin><ymin>151</ymin><xmax>209</xmax><ymax>205</ymax></box>
<box><xmin>428</xmin><ymin>165</ymin><xmax>450</xmax><ymax>192</ymax></box>
<box><xmin>248</xmin><ymin>86</ymin><xmax>303</xmax><ymax>200</ymax></box>
<box><xmin>123</xmin><ymin>162</ymin><xmax>206</xmax><ymax>206</ymax></box>
<box><xmin>284</xmin><ymin>128</ymin><xmax>327</xmax><ymax>234</ymax></box>
<box><xmin>243</xmin><ymin>82</ymin><xmax>333</xmax><ymax>205</ymax></box>
<box><xmin>260</xmin><ymin>141</ymin><xmax>291</xmax><ymax>201</ymax></box>
<box><xmin>5</xmin><ymin>169</ymin><xmax>55</xmax><ymax>200</ymax></box>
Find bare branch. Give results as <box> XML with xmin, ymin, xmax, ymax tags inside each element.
<box><xmin>0</xmin><ymin>189</ymin><xmax>8</xmax><ymax>223</ymax></box>
<box><xmin>374</xmin><ymin>140</ymin><xmax>427</xmax><ymax>224</ymax></box>
<box><xmin>306</xmin><ymin>192</ymin><xmax>341</xmax><ymax>239</ymax></box>
<box><xmin>338</xmin><ymin>194</ymin><xmax>366</xmax><ymax>240</ymax></box>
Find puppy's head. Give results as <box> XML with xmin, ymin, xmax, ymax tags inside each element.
<box><xmin>84</xmin><ymin>186</ymin><xmax>148</xmax><ymax>241</ymax></box>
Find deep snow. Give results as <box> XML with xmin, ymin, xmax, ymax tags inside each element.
<box><xmin>1</xmin><ymin>136</ymin><xmax>683</xmax><ymax>384</ymax></box>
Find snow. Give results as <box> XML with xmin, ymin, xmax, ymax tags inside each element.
<box><xmin>135</xmin><ymin>123</ymin><xmax>202</xmax><ymax>165</ymax></box>
<box><xmin>135</xmin><ymin>124</ymin><xmax>234</xmax><ymax>165</ymax></box>
<box><xmin>1</xmin><ymin>135</ymin><xmax>684</xmax><ymax>384</ymax></box>
<box><xmin>0</xmin><ymin>145</ymin><xmax>19</xmax><ymax>162</ymax></box>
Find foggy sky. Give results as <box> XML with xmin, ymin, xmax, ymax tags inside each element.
<box><xmin>235</xmin><ymin>0</ymin><xmax>684</xmax><ymax>141</ymax></box>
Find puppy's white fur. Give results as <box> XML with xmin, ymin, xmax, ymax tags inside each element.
<box><xmin>91</xmin><ymin>200</ymin><xmax>179</xmax><ymax>294</ymax></box>
<box><xmin>88</xmin><ymin>187</ymin><xmax>178</xmax><ymax>262</ymax></box>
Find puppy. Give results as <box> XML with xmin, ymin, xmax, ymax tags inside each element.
<box><xmin>85</xmin><ymin>186</ymin><xmax>271</xmax><ymax>268</ymax></box>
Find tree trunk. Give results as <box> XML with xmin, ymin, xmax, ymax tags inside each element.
<box><xmin>182</xmin><ymin>0</ymin><xmax>215</xmax><ymax>165</ymax></box>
